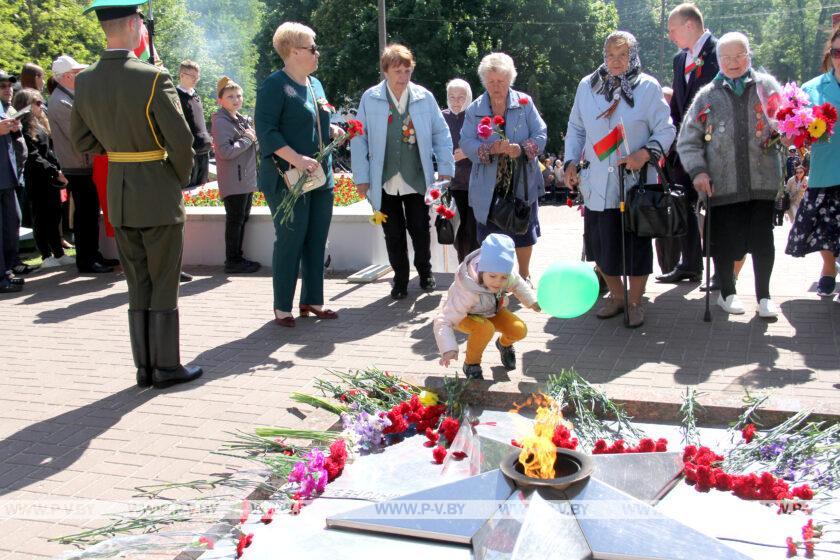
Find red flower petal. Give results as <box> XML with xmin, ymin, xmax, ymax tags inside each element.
<box><xmin>432</xmin><ymin>445</ymin><xmax>447</xmax><ymax>464</ymax></box>
<box><xmin>518</xmin><ymin>98</ymin><xmax>529</xmax><ymax>105</ymax></box>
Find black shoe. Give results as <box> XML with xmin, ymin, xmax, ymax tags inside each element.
<box><xmin>655</xmin><ymin>268</ymin><xmax>702</xmax><ymax>283</ymax></box>
<box><xmin>99</xmin><ymin>257</ymin><xmax>120</xmax><ymax>267</ymax></box>
<box><xmin>11</xmin><ymin>263</ymin><xmax>38</xmax><ymax>275</ymax></box>
<box><xmin>128</xmin><ymin>309</ymin><xmax>152</xmax><ymax>387</ymax></box>
<box><xmin>391</xmin><ymin>286</ymin><xmax>408</xmax><ymax>300</ymax></box>
<box><xmin>179</xmin><ymin>272</ymin><xmax>193</xmax><ymax>282</ymax></box>
<box><xmin>463</xmin><ymin>364</ymin><xmax>484</xmax><ymax>380</ymax></box>
<box><xmin>0</xmin><ymin>281</ymin><xmax>23</xmax><ymax>293</ymax></box>
<box><xmin>6</xmin><ymin>276</ymin><xmax>24</xmax><ymax>286</ymax></box>
<box><xmin>78</xmin><ymin>262</ymin><xmax>114</xmax><ymax>274</ymax></box>
<box><xmin>149</xmin><ymin>309</ymin><xmax>203</xmax><ymax>388</ymax></box>
<box><xmin>700</xmin><ymin>275</ymin><xmax>721</xmax><ymax>292</ymax></box>
<box><xmin>496</xmin><ymin>338</ymin><xmax>516</xmax><ymax>370</ymax></box>
<box><xmin>420</xmin><ymin>276</ymin><xmax>436</xmax><ymax>291</ymax></box>
<box><xmin>225</xmin><ymin>259</ymin><xmax>260</xmax><ymax>274</ymax></box>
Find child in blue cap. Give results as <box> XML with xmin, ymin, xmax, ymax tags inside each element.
<box><xmin>433</xmin><ymin>233</ymin><xmax>540</xmax><ymax>379</ymax></box>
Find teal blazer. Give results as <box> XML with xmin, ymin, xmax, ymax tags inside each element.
<box><xmin>802</xmin><ymin>72</ymin><xmax>840</xmax><ymax>189</ymax></box>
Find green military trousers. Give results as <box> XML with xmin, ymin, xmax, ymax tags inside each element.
<box><xmin>264</xmin><ymin>186</ymin><xmax>334</xmax><ymax>312</ymax></box>
<box><xmin>114</xmin><ymin>223</ymin><xmax>184</xmax><ymax>310</ymax></box>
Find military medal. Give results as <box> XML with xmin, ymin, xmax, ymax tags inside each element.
<box><xmin>704</xmin><ymin>124</ymin><xmax>712</xmax><ymax>142</ymax></box>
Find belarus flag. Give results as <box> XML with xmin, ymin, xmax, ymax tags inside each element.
<box><xmin>133</xmin><ymin>23</ymin><xmax>150</xmax><ymax>62</ymax></box>
<box><xmin>593</xmin><ymin>124</ymin><xmax>624</xmax><ymax>161</ymax></box>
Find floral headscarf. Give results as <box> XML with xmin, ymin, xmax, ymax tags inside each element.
<box><xmin>590</xmin><ymin>31</ymin><xmax>642</xmax><ymax>107</ymax></box>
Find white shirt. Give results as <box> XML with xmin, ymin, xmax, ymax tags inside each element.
<box><xmin>684</xmin><ymin>30</ymin><xmax>712</xmax><ymax>83</ymax></box>
<box><xmin>177</xmin><ymin>85</ymin><xmax>195</xmax><ymax>96</ymax></box>
<box><xmin>382</xmin><ymin>85</ymin><xmax>416</xmax><ymax>197</ymax></box>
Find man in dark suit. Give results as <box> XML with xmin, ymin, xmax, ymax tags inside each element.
<box><xmin>657</xmin><ymin>3</ymin><xmax>719</xmax><ymax>285</ymax></box>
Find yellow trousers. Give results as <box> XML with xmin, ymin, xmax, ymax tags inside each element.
<box><xmin>456</xmin><ymin>309</ymin><xmax>527</xmax><ymax>365</ymax></box>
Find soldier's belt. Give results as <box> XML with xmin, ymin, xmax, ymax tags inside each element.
<box><xmin>107</xmin><ymin>149</ymin><xmax>167</xmax><ymax>163</ymax></box>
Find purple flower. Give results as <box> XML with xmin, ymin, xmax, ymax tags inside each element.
<box><xmin>306</xmin><ymin>449</ymin><xmax>325</xmax><ymax>470</ymax></box>
<box><xmin>288</xmin><ymin>461</ymin><xmax>306</xmax><ymax>483</ymax></box>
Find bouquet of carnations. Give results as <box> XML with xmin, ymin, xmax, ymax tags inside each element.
<box><xmin>424</xmin><ymin>179</ymin><xmax>456</xmax><ymax>220</ymax></box>
<box><xmin>274</xmin><ymin>119</ymin><xmax>365</xmax><ymax>226</ymax></box>
<box><xmin>763</xmin><ymin>82</ymin><xmax>838</xmax><ymax>148</ymax></box>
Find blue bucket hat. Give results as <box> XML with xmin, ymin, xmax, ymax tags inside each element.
<box><xmin>477</xmin><ymin>234</ymin><xmax>515</xmax><ymax>274</ymax></box>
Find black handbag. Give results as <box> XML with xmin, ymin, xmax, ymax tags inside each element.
<box><xmin>435</xmin><ymin>215</ymin><xmax>455</xmax><ymax>245</ymax></box>
<box><xmin>624</xmin><ymin>159</ymin><xmax>689</xmax><ymax>238</ymax></box>
<box><xmin>488</xmin><ymin>153</ymin><xmax>531</xmax><ymax>236</ymax></box>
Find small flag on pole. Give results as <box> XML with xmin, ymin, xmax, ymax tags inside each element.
<box><xmin>134</xmin><ymin>23</ymin><xmax>150</xmax><ymax>61</ymax></box>
<box><xmin>593</xmin><ymin>124</ymin><xmax>624</xmax><ymax>161</ymax></box>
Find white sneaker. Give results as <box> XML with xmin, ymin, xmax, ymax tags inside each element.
<box><xmin>41</xmin><ymin>256</ymin><xmax>61</xmax><ymax>268</ymax></box>
<box><xmin>758</xmin><ymin>298</ymin><xmax>779</xmax><ymax>318</ymax></box>
<box><xmin>717</xmin><ymin>294</ymin><xmax>746</xmax><ymax>314</ymax></box>
<box><xmin>57</xmin><ymin>254</ymin><xmax>75</xmax><ymax>266</ymax></box>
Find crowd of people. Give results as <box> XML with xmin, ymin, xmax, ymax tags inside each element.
<box><xmin>2</xmin><ymin>1</ymin><xmax>840</xmax><ymax>382</ymax></box>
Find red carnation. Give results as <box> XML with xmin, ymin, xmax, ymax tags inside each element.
<box><xmin>637</xmin><ymin>438</ymin><xmax>656</xmax><ymax>453</ymax></box>
<box><xmin>425</xmin><ymin>427</ymin><xmax>439</xmax><ymax>443</ymax></box>
<box><xmin>239</xmin><ymin>499</ymin><xmax>250</xmax><ymax>524</ymax></box>
<box><xmin>655</xmin><ymin>438</ymin><xmax>668</xmax><ymax>452</ymax></box>
<box><xmin>452</xmin><ymin>451</ymin><xmax>468</xmax><ymax>460</ymax></box>
<box><xmin>444</xmin><ymin>208</ymin><xmax>456</xmax><ymax>219</ymax></box>
<box><xmin>325</xmin><ymin>458</ymin><xmax>344</xmax><ymax>481</ymax></box>
<box><xmin>786</xmin><ymin>536</ymin><xmax>798</xmax><ymax>557</ymax></box>
<box><xmin>493</xmin><ymin>115</ymin><xmax>505</xmax><ymax>126</ymax></box>
<box><xmin>683</xmin><ymin>463</ymin><xmax>698</xmax><ymax>483</ymax></box>
<box><xmin>792</xmin><ymin>484</ymin><xmax>814</xmax><ymax>500</ymax></box>
<box><xmin>433</xmin><ymin>445</ymin><xmax>447</xmax><ymax>464</ymax></box>
<box><xmin>329</xmin><ymin>439</ymin><xmax>348</xmax><ymax>464</ymax></box>
<box><xmin>741</xmin><ymin>423</ymin><xmax>756</xmax><ymax>443</ymax></box>
<box><xmin>429</xmin><ymin>188</ymin><xmax>441</xmax><ymax>200</ymax></box>
<box><xmin>440</xmin><ymin>417</ymin><xmax>460</xmax><ymax>443</ymax></box>
<box><xmin>593</xmin><ymin>439</ymin><xmax>607</xmax><ymax>454</ymax></box>
<box><xmin>236</xmin><ymin>533</ymin><xmax>254</xmax><ymax>558</ymax></box>
<box><xmin>518</xmin><ymin>98</ymin><xmax>529</xmax><ymax>105</ymax></box>
<box><xmin>480</xmin><ymin>116</ymin><xmax>492</xmax><ymax>126</ymax></box>
<box><xmin>260</xmin><ymin>507</ymin><xmax>275</xmax><ymax>524</ymax></box>
<box><xmin>436</xmin><ymin>204</ymin><xmax>448</xmax><ymax>216</ymax></box>
<box><xmin>198</xmin><ymin>536</ymin><xmax>215</xmax><ymax>550</ymax></box>
<box><xmin>714</xmin><ymin>472</ymin><xmax>733</xmax><ymax>491</ymax></box>
<box><xmin>511</xmin><ymin>439</ymin><xmax>523</xmax><ymax>448</ymax></box>
<box><xmin>566</xmin><ymin>197</ymin><xmax>574</xmax><ymax>207</ymax></box>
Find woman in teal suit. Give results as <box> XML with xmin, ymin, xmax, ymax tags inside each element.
<box><xmin>256</xmin><ymin>22</ymin><xmax>342</xmax><ymax>328</ymax></box>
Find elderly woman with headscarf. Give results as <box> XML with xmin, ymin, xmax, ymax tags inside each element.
<box><xmin>442</xmin><ymin>78</ymin><xmax>478</xmax><ymax>262</ymax></box>
<box><xmin>351</xmin><ymin>44</ymin><xmax>455</xmax><ymax>300</ymax></box>
<box><xmin>460</xmin><ymin>52</ymin><xmax>547</xmax><ymax>283</ymax></box>
<box><xmin>564</xmin><ymin>31</ymin><xmax>675</xmax><ymax>328</ymax></box>
<box><xmin>678</xmin><ymin>32</ymin><xmax>783</xmax><ymax>318</ymax></box>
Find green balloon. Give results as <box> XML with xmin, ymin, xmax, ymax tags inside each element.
<box><xmin>537</xmin><ymin>262</ymin><xmax>600</xmax><ymax>319</ymax></box>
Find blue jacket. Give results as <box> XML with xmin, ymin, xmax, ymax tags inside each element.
<box><xmin>460</xmin><ymin>89</ymin><xmax>548</xmax><ymax>225</ymax></box>
<box><xmin>802</xmin><ymin>71</ymin><xmax>840</xmax><ymax>189</ymax></box>
<box><xmin>564</xmin><ymin>73</ymin><xmax>675</xmax><ymax>211</ymax></box>
<box><xmin>1</xmin><ymin>106</ymin><xmax>20</xmax><ymax>190</ymax></box>
<box><xmin>351</xmin><ymin>81</ymin><xmax>455</xmax><ymax>211</ymax></box>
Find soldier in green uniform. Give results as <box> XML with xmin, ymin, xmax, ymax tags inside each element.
<box><xmin>71</xmin><ymin>0</ymin><xmax>202</xmax><ymax>388</ymax></box>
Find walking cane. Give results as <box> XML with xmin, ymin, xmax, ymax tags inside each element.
<box><xmin>618</xmin><ymin>163</ymin><xmax>630</xmax><ymax>327</ymax></box>
<box><xmin>703</xmin><ymin>190</ymin><xmax>712</xmax><ymax>323</ymax></box>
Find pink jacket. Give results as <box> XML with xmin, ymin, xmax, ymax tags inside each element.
<box><xmin>433</xmin><ymin>250</ymin><xmax>537</xmax><ymax>355</ymax></box>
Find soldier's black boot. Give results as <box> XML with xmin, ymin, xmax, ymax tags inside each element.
<box><xmin>149</xmin><ymin>309</ymin><xmax>203</xmax><ymax>388</ymax></box>
<box><xmin>128</xmin><ymin>309</ymin><xmax>152</xmax><ymax>387</ymax></box>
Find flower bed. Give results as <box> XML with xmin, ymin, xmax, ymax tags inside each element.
<box><xmin>183</xmin><ymin>176</ymin><xmax>359</xmax><ymax>208</ymax></box>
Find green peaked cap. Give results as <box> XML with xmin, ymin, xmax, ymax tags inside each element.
<box><xmin>82</xmin><ymin>0</ymin><xmax>147</xmax><ymax>15</ymax></box>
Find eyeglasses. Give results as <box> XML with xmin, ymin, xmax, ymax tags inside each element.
<box><xmin>830</xmin><ymin>48</ymin><xmax>840</xmax><ymax>60</ymax></box>
<box><xmin>720</xmin><ymin>53</ymin><xmax>749</xmax><ymax>64</ymax></box>
<box><xmin>298</xmin><ymin>45</ymin><xmax>319</xmax><ymax>55</ymax></box>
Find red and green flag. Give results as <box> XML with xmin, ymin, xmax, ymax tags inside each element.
<box><xmin>593</xmin><ymin>124</ymin><xmax>624</xmax><ymax>161</ymax></box>
<box><xmin>133</xmin><ymin>23</ymin><xmax>150</xmax><ymax>61</ymax></box>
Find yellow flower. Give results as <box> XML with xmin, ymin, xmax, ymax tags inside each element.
<box><xmin>418</xmin><ymin>390</ymin><xmax>439</xmax><ymax>406</ymax></box>
<box><xmin>369</xmin><ymin>211</ymin><xmax>388</xmax><ymax>226</ymax></box>
<box><xmin>808</xmin><ymin>118</ymin><xmax>827</xmax><ymax>139</ymax></box>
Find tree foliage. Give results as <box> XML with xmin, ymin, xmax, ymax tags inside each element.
<box><xmin>255</xmin><ymin>0</ymin><xmax>619</xmax><ymax>152</ymax></box>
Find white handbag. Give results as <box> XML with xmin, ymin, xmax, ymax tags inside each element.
<box><xmin>281</xmin><ymin>80</ymin><xmax>326</xmax><ymax>193</ymax></box>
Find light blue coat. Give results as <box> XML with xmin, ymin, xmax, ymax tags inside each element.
<box><xmin>564</xmin><ymin>73</ymin><xmax>675</xmax><ymax>211</ymax></box>
<box><xmin>460</xmin><ymin>89</ymin><xmax>548</xmax><ymax>225</ymax></box>
<box><xmin>351</xmin><ymin>81</ymin><xmax>455</xmax><ymax>212</ymax></box>
<box><xmin>802</xmin><ymin>71</ymin><xmax>840</xmax><ymax>189</ymax></box>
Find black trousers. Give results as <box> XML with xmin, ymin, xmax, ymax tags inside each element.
<box><xmin>0</xmin><ymin>188</ymin><xmax>19</xmax><ymax>276</ymax></box>
<box><xmin>187</xmin><ymin>152</ymin><xmax>210</xmax><ymax>189</ymax></box>
<box><xmin>451</xmin><ymin>189</ymin><xmax>479</xmax><ymax>262</ymax></box>
<box><xmin>380</xmin><ymin>191</ymin><xmax>431</xmax><ymax>288</ymax></box>
<box><xmin>67</xmin><ymin>174</ymin><xmax>103</xmax><ymax>269</ymax></box>
<box><xmin>223</xmin><ymin>192</ymin><xmax>252</xmax><ymax>263</ymax></box>
<box><xmin>27</xmin><ymin>182</ymin><xmax>64</xmax><ymax>259</ymax></box>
